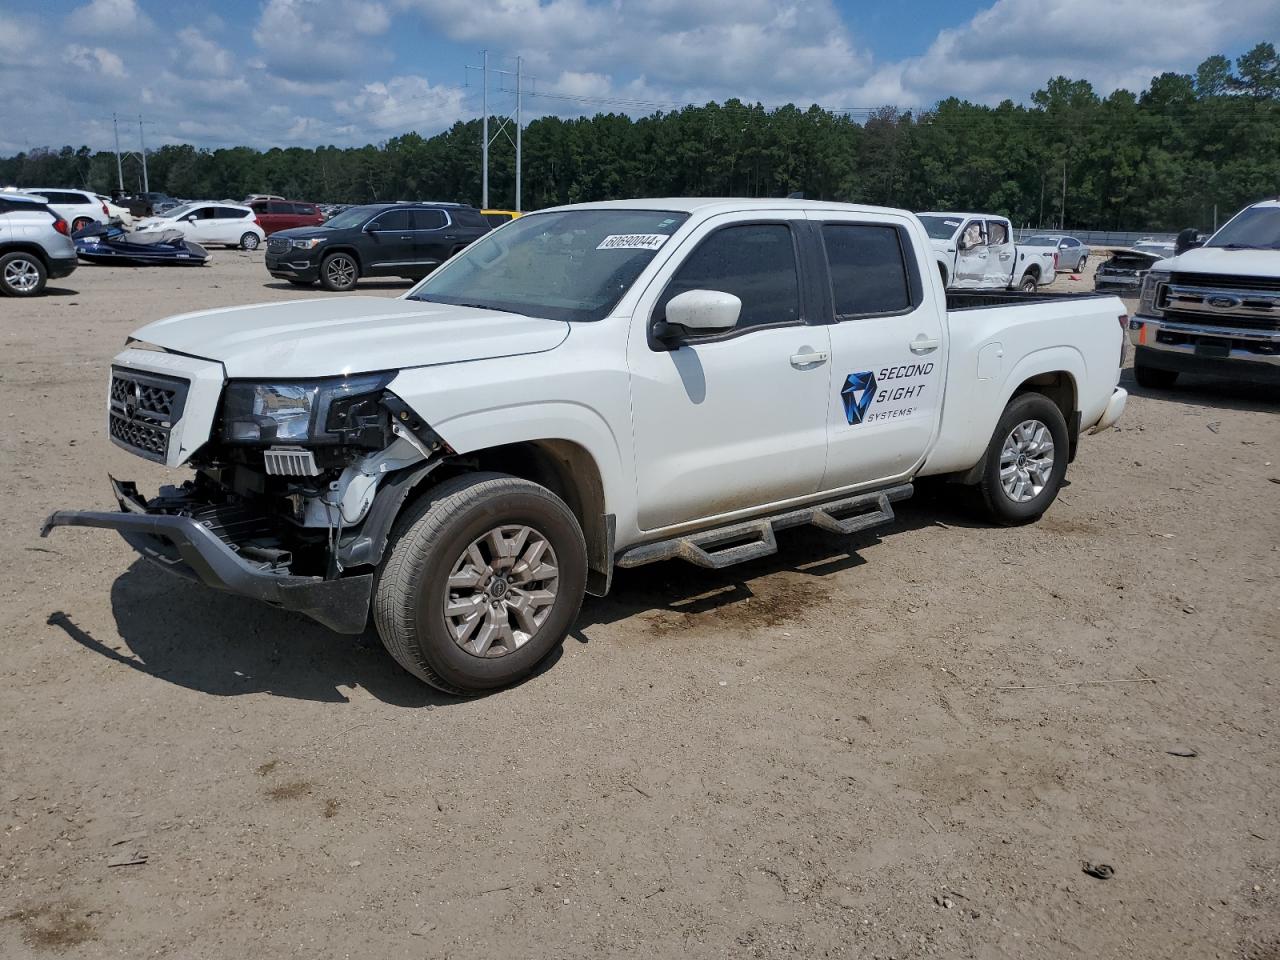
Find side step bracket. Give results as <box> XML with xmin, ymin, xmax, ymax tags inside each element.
<box><xmin>617</xmin><ymin>483</ymin><xmax>913</xmax><ymax>570</ymax></box>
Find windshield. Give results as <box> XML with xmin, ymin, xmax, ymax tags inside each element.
<box><xmin>407</xmin><ymin>209</ymin><xmax>690</xmax><ymax>322</ymax></box>
<box><xmin>159</xmin><ymin>203</ymin><xmax>196</xmax><ymax>219</ymax></box>
<box><xmin>1023</xmin><ymin>235</ymin><xmax>1060</xmax><ymax>246</ymax></box>
<box><xmin>1206</xmin><ymin>206</ymin><xmax>1280</xmax><ymax>250</ymax></box>
<box><xmin>918</xmin><ymin>215</ymin><xmax>962</xmax><ymax>240</ymax></box>
<box><xmin>323</xmin><ymin>204</ymin><xmax>382</xmax><ymax>230</ymax></box>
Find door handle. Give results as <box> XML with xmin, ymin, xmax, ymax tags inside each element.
<box><xmin>790</xmin><ymin>350</ymin><xmax>829</xmax><ymax>367</ymax></box>
<box><xmin>909</xmin><ymin>336</ymin><xmax>940</xmax><ymax>354</ymax></box>
<box><xmin>999</xmin><ymin>254</ymin><xmax>1012</xmax><ymax>261</ymax></box>
<box><xmin>399</xmin><ymin>235</ymin><xmax>413</xmax><ymax>240</ymax></box>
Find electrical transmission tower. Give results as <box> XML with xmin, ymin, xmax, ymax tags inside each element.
<box><xmin>466</xmin><ymin>51</ymin><xmax>524</xmax><ymax>211</ymax></box>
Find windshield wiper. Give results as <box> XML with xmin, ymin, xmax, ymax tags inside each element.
<box><xmin>410</xmin><ymin>296</ymin><xmax>524</xmax><ymax>315</ymax></box>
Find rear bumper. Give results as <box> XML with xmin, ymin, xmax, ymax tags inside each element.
<box><xmin>1090</xmin><ymin>387</ymin><xmax>1127</xmax><ymax>433</ymax></box>
<box><xmin>41</xmin><ymin>478</ymin><xmax>372</xmax><ymax>634</ymax></box>
<box><xmin>47</xmin><ymin>256</ymin><xmax>79</xmax><ymax>279</ymax></box>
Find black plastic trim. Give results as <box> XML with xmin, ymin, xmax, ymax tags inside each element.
<box><xmin>41</xmin><ymin>478</ymin><xmax>372</xmax><ymax>634</ymax></box>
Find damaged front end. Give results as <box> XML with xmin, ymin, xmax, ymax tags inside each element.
<box><xmin>42</xmin><ymin>364</ymin><xmax>449</xmax><ymax>634</ymax></box>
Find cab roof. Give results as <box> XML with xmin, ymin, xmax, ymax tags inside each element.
<box><xmin>538</xmin><ymin>197</ymin><xmax>913</xmax><ymax>218</ymax></box>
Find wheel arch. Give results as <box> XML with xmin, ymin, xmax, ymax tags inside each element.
<box><xmin>0</xmin><ymin>243</ymin><xmax>52</xmax><ymax>268</ymax></box>
<box><xmin>321</xmin><ymin>244</ymin><xmax>363</xmax><ymax>270</ymax></box>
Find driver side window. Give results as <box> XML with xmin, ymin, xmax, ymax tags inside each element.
<box><xmin>655</xmin><ymin>223</ymin><xmax>801</xmax><ymax>332</ymax></box>
<box><xmin>962</xmin><ymin>221</ymin><xmax>985</xmax><ymax>248</ymax></box>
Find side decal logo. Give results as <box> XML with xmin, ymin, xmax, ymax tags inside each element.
<box><xmin>841</xmin><ymin>371</ymin><xmax>877</xmax><ymax>425</ymax></box>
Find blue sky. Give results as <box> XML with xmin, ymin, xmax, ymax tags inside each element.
<box><xmin>0</xmin><ymin>0</ymin><xmax>1275</xmax><ymax>153</ymax></box>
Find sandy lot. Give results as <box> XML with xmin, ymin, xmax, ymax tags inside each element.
<box><xmin>1</xmin><ymin>250</ymin><xmax>1277</xmax><ymax>959</ymax></box>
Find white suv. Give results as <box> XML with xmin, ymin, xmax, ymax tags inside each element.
<box><xmin>0</xmin><ymin>193</ymin><xmax>78</xmax><ymax>296</ymax></box>
<box><xmin>15</xmin><ymin>188</ymin><xmax>109</xmax><ymax>232</ymax></box>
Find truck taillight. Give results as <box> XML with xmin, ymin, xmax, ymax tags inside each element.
<box><xmin>1118</xmin><ymin>314</ymin><xmax>1128</xmax><ymax>330</ymax></box>
<box><xmin>53</xmin><ymin>217</ymin><xmax>69</xmax><ymax>235</ymax></box>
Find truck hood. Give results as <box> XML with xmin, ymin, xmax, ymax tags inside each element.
<box><xmin>1156</xmin><ymin>246</ymin><xmax>1280</xmax><ymax>278</ymax></box>
<box><xmin>132</xmin><ymin>296</ymin><xmax>570</xmax><ymax>378</ymax></box>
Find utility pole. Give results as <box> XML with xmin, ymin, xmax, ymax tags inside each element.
<box><xmin>112</xmin><ymin>113</ymin><xmax>124</xmax><ymax>191</ymax></box>
<box><xmin>515</xmin><ymin>55</ymin><xmax>522</xmax><ymax>212</ymax></box>
<box><xmin>1061</xmin><ymin>160</ymin><xmax>1067</xmax><ymax>230</ymax></box>
<box><xmin>466</xmin><ymin>50</ymin><xmax>524</xmax><ymax>212</ymax></box>
<box><xmin>481</xmin><ymin>49</ymin><xmax>489</xmax><ymax>209</ymax></box>
<box><xmin>138</xmin><ymin>114</ymin><xmax>149</xmax><ymax>193</ymax></box>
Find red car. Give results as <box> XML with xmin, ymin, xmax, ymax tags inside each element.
<box><xmin>249</xmin><ymin>199</ymin><xmax>324</xmax><ymax>236</ymax></box>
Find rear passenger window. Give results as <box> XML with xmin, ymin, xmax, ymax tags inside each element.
<box><xmin>658</xmin><ymin>223</ymin><xmax>801</xmax><ymax>331</ymax></box>
<box><xmin>822</xmin><ymin>224</ymin><xmax>912</xmax><ymax>319</ymax></box>
<box><xmin>413</xmin><ymin>209</ymin><xmax>447</xmax><ymax>230</ymax></box>
<box><xmin>291</xmin><ymin>203</ymin><xmax>315</xmax><ymax>215</ymax></box>
<box><xmin>987</xmin><ymin>221</ymin><xmax>1010</xmax><ymax>245</ymax></box>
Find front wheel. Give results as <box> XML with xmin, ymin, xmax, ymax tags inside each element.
<box><xmin>319</xmin><ymin>251</ymin><xmax>359</xmax><ymax>291</ymax></box>
<box><xmin>0</xmin><ymin>251</ymin><xmax>47</xmax><ymax>297</ymax></box>
<box><xmin>978</xmin><ymin>392</ymin><xmax>1069</xmax><ymax>524</ymax></box>
<box><xmin>373</xmin><ymin>472</ymin><xmax>588</xmax><ymax>695</ymax></box>
<box><xmin>239</xmin><ymin>232</ymin><xmax>261</xmax><ymax>251</ymax></box>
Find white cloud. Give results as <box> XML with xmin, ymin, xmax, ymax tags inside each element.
<box><xmin>175</xmin><ymin>28</ymin><xmax>236</xmax><ymax>79</ymax></box>
<box><xmin>333</xmin><ymin>75</ymin><xmax>469</xmax><ymax>131</ymax></box>
<box><xmin>66</xmin><ymin>0</ymin><xmax>151</xmax><ymax>36</ymax></box>
<box><xmin>252</xmin><ymin>0</ymin><xmax>394</xmax><ymax>81</ymax></box>
<box><xmin>62</xmin><ymin>44</ymin><xmax>127</xmax><ymax>79</ymax></box>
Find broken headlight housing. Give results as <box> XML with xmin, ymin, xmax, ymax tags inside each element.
<box><xmin>1138</xmin><ymin>270</ymin><xmax>1170</xmax><ymax>317</ymax></box>
<box><xmin>221</xmin><ymin>372</ymin><xmax>394</xmax><ymax>446</ymax></box>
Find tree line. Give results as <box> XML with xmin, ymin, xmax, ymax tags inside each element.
<box><xmin>2</xmin><ymin>42</ymin><xmax>1277</xmax><ymax>232</ymax></box>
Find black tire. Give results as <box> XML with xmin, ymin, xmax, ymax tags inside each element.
<box><xmin>977</xmin><ymin>392</ymin><xmax>1069</xmax><ymax>524</ymax></box>
<box><xmin>1018</xmin><ymin>272</ymin><xmax>1038</xmax><ymax>293</ymax></box>
<box><xmin>1134</xmin><ymin>362</ymin><xmax>1178</xmax><ymax>389</ymax></box>
<box><xmin>373</xmin><ymin>472</ymin><xmax>588</xmax><ymax>695</ymax></box>
<box><xmin>0</xmin><ymin>251</ymin><xmax>47</xmax><ymax>297</ymax></box>
<box><xmin>319</xmin><ymin>251</ymin><xmax>359</xmax><ymax>291</ymax></box>
<box><xmin>1077</xmin><ymin>254</ymin><xmax>1088</xmax><ymax>271</ymax></box>
<box><xmin>72</xmin><ymin>217</ymin><xmax>92</xmax><ymax>232</ymax></box>
<box><xmin>239</xmin><ymin>232</ymin><xmax>261</xmax><ymax>251</ymax></box>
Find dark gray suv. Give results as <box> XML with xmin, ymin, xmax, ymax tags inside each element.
<box><xmin>0</xmin><ymin>194</ymin><xmax>78</xmax><ymax>296</ymax></box>
<box><xmin>264</xmin><ymin>202</ymin><xmax>491</xmax><ymax>291</ymax></box>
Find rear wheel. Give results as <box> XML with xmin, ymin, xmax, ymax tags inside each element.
<box><xmin>319</xmin><ymin>252</ymin><xmax>359</xmax><ymax>291</ymax></box>
<box><xmin>0</xmin><ymin>251</ymin><xmax>47</xmax><ymax>297</ymax></box>
<box><xmin>373</xmin><ymin>472</ymin><xmax>588</xmax><ymax>695</ymax></box>
<box><xmin>72</xmin><ymin>217</ymin><xmax>92</xmax><ymax>233</ymax></box>
<box><xmin>1077</xmin><ymin>254</ymin><xmax>1088</xmax><ymax>271</ymax></box>
<box><xmin>1018</xmin><ymin>272</ymin><xmax>1038</xmax><ymax>293</ymax></box>
<box><xmin>239</xmin><ymin>232</ymin><xmax>260</xmax><ymax>251</ymax></box>
<box><xmin>978</xmin><ymin>392</ymin><xmax>1069</xmax><ymax>524</ymax></box>
<box><xmin>1134</xmin><ymin>361</ymin><xmax>1178</xmax><ymax>389</ymax></box>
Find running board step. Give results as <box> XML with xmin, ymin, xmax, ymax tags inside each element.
<box><xmin>617</xmin><ymin>483</ymin><xmax>913</xmax><ymax>570</ymax></box>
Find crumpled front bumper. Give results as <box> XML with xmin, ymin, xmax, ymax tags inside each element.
<box><xmin>41</xmin><ymin>478</ymin><xmax>372</xmax><ymax>634</ymax></box>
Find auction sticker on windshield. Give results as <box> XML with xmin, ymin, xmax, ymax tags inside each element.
<box><xmin>597</xmin><ymin>234</ymin><xmax>669</xmax><ymax>251</ymax></box>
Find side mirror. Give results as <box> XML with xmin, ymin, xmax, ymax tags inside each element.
<box><xmin>183</xmin><ymin>214</ymin><xmax>196</xmax><ymax>222</ymax></box>
<box><xmin>664</xmin><ymin>289</ymin><xmax>741</xmax><ymax>334</ymax></box>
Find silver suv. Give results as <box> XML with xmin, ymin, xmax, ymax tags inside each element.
<box><xmin>0</xmin><ymin>194</ymin><xmax>78</xmax><ymax>296</ymax></box>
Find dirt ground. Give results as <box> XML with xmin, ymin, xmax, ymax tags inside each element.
<box><xmin>1</xmin><ymin>249</ymin><xmax>1277</xmax><ymax>960</ymax></box>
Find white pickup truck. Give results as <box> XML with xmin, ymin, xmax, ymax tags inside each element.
<box><xmin>919</xmin><ymin>212</ymin><xmax>1058</xmax><ymax>292</ymax></box>
<box><xmin>1128</xmin><ymin>199</ymin><xmax>1280</xmax><ymax>388</ymax></box>
<box><xmin>44</xmin><ymin>199</ymin><xmax>1127</xmax><ymax>694</ymax></box>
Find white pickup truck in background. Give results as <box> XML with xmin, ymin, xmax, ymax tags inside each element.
<box><xmin>920</xmin><ymin>212</ymin><xmax>1058</xmax><ymax>292</ymax></box>
<box><xmin>1128</xmin><ymin>199</ymin><xmax>1280</xmax><ymax>388</ymax></box>
<box><xmin>44</xmin><ymin>198</ymin><xmax>1127</xmax><ymax>694</ymax></box>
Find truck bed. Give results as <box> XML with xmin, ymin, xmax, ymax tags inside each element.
<box><xmin>946</xmin><ymin>290</ymin><xmax>1116</xmax><ymax>311</ymax></box>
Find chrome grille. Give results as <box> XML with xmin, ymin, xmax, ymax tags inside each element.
<box><xmin>1160</xmin><ymin>279</ymin><xmax>1280</xmax><ymax>333</ymax></box>
<box><xmin>108</xmin><ymin>368</ymin><xmax>189</xmax><ymax>463</ymax></box>
<box><xmin>266</xmin><ymin>237</ymin><xmax>290</xmax><ymax>254</ymax></box>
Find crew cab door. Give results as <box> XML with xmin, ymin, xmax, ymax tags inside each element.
<box><xmin>627</xmin><ymin>215</ymin><xmax>830</xmax><ymax>531</ymax></box>
<box><xmin>953</xmin><ymin>220</ymin><xmax>988</xmax><ymax>287</ymax></box>
<box><xmin>809</xmin><ymin>212</ymin><xmax>946</xmax><ymax>487</ymax></box>
<box><xmin>984</xmin><ymin>219</ymin><xmax>1015</xmax><ymax>288</ymax></box>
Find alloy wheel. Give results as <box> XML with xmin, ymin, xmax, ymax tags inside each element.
<box><xmin>442</xmin><ymin>524</ymin><xmax>560</xmax><ymax>658</ymax></box>
<box><xmin>999</xmin><ymin>419</ymin><xmax>1055</xmax><ymax>503</ymax></box>
<box><xmin>326</xmin><ymin>255</ymin><xmax>356</xmax><ymax>288</ymax></box>
<box><xmin>3</xmin><ymin>257</ymin><xmax>41</xmax><ymax>293</ymax></box>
